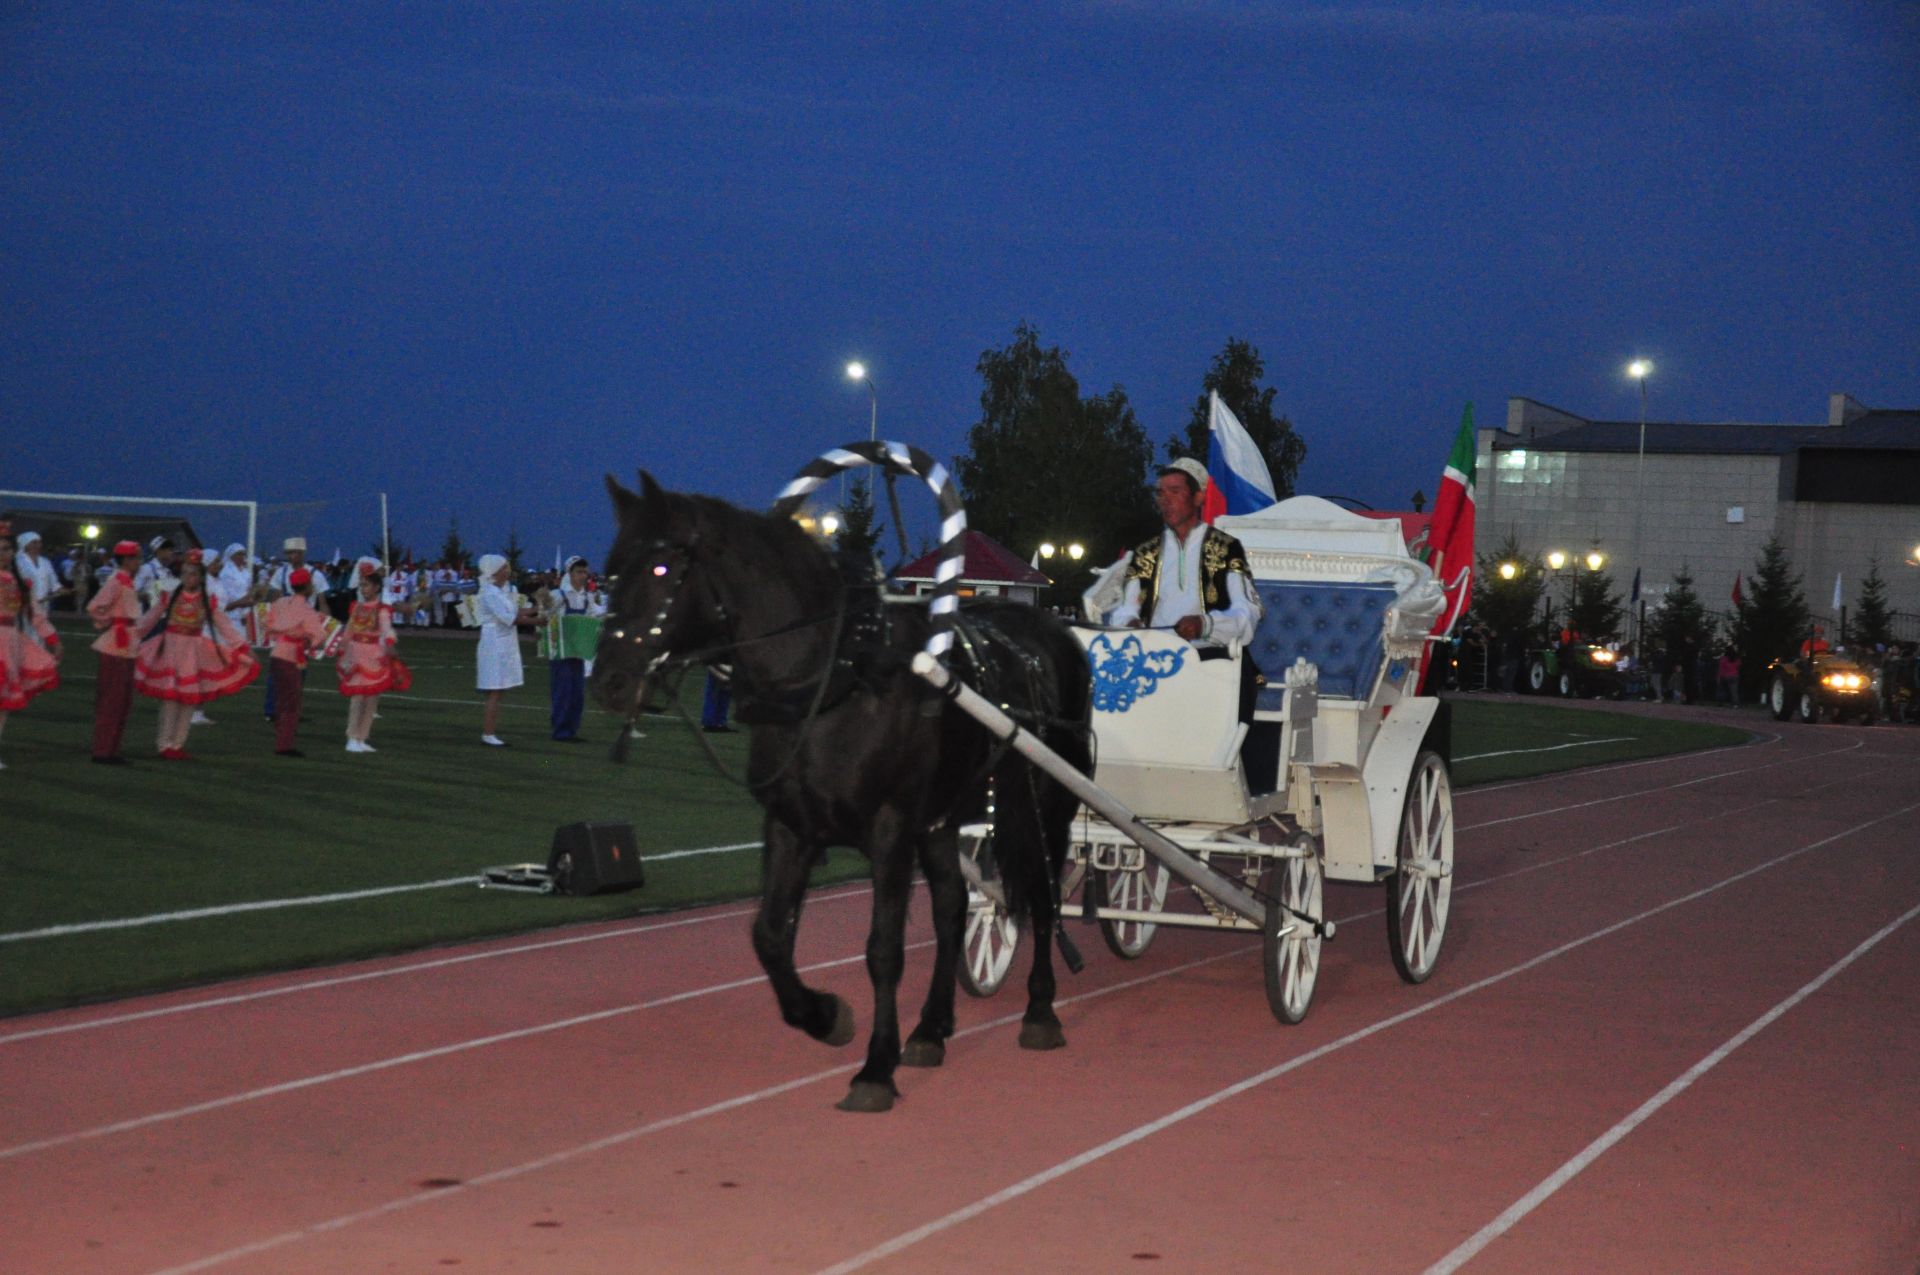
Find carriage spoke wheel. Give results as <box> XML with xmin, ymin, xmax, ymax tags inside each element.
<box><xmin>957</xmin><ymin>833</ymin><xmax>1019</xmax><ymax>998</ymax></box>
<box><xmin>1262</xmin><ymin>846</ymin><xmax>1324</xmax><ymax>1025</ymax></box>
<box><xmin>1096</xmin><ymin>856</ymin><xmax>1171</xmax><ymax>959</ymax></box>
<box><xmin>1387</xmin><ymin>750</ymin><xmax>1454</xmax><ymax>984</ymax></box>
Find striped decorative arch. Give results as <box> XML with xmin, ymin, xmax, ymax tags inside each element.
<box><xmin>772</xmin><ymin>441</ymin><xmax>966</xmax><ymax>661</ymax></box>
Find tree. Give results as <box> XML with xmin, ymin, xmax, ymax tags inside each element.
<box><xmin>956</xmin><ymin>323</ymin><xmax>1157</xmax><ymax>596</ymax></box>
<box><xmin>1569</xmin><ymin>568</ymin><xmax>1625</xmax><ymax>643</ymax></box>
<box><xmin>1853</xmin><ymin>557</ymin><xmax>1894</xmax><ymax>649</ymax></box>
<box><xmin>504</xmin><ymin>526</ymin><xmax>524</xmax><ymax>574</ymax></box>
<box><xmin>1733</xmin><ymin>536</ymin><xmax>1811</xmax><ymax>680</ymax></box>
<box><xmin>835</xmin><ymin>477</ymin><xmax>883</xmax><ymax>578</ymax></box>
<box><xmin>1467</xmin><ymin>534</ymin><xmax>1545</xmax><ymax>644</ymax></box>
<box><xmin>439</xmin><ymin>517</ymin><xmax>470</xmax><ymax>569</ymax></box>
<box><xmin>1166</xmin><ymin>338</ymin><xmax>1307</xmax><ymax>499</ymax></box>
<box><xmin>1650</xmin><ymin>566</ymin><xmax>1716</xmax><ymax>663</ymax></box>
<box><xmin>369</xmin><ymin>539</ymin><xmax>415</xmax><ymax>567</ymax></box>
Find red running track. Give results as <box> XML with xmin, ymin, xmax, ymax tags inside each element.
<box><xmin>2</xmin><ymin>706</ymin><xmax>1916</xmax><ymax>1274</ymax></box>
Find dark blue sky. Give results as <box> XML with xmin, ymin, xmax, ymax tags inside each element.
<box><xmin>5</xmin><ymin>1</ymin><xmax>1916</xmax><ymax>563</ymax></box>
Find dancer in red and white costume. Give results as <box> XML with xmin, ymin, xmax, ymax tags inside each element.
<box><xmin>337</xmin><ymin>560</ymin><xmax>412</xmax><ymax>753</ymax></box>
<box><xmin>0</xmin><ymin>523</ymin><xmax>63</xmax><ymax>771</ymax></box>
<box><xmin>132</xmin><ymin>551</ymin><xmax>260</xmax><ymax>759</ymax></box>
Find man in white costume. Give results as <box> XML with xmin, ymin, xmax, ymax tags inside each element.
<box><xmin>15</xmin><ymin>532</ymin><xmax>62</xmax><ymax>610</ymax></box>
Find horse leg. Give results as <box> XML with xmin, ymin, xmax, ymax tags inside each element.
<box><xmin>901</xmin><ymin>826</ymin><xmax>964</xmax><ymax>1069</ymax></box>
<box><xmin>1009</xmin><ymin>783</ymin><xmax>1067</xmax><ymax>1052</ymax></box>
<box><xmin>839</xmin><ymin>814</ymin><xmax>916</xmax><ymax>1113</ymax></box>
<box><xmin>750</xmin><ymin>816</ymin><xmax>854</xmax><ymax>1048</ymax></box>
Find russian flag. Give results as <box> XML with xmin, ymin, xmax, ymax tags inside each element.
<box><xmin>1202</xmin><ymin>391</ymin><xmax>1278</xmax><ymax>523</ymax></box>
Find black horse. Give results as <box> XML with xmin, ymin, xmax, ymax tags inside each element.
<box><xmin>592</xmin><ymin>473</ymin><xmax>1093</xmax><ymax>1113</ymax></box>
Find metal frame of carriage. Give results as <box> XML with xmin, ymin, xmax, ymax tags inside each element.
<box><xmin>775</xmin><ymin>445</ymin><xmax>1457</xmax><ymax>1027</ymax></box>
<box><xmin>940</xmin><ymin>495</ymin><xmax>1458</xmax><ymax>1025</ymax></box>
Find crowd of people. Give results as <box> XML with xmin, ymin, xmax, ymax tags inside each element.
<box><xmin>0</xmin><ymin>524</ymin><xmax>621</xmax><ymax>770</ymax></box>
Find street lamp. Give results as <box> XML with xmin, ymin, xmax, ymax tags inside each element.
<box><xmin>845</xmin><ymin>361</ymin><xmax>877</xmax><ymax>444</ymax></box>
<box><xmin>1498</xmin><ymin>561</ymin><xmax>1518</xmax><ymax>580</ymax></box>
<box><xmin>1627</xmin><ymin>359</ymin><xmax>1652</xmax><ymax>645</ymax></box>
<box><xmin>819</xmin><ymin>513</ymin><xmax>841</xmax><ymax>537</ymax></box>
<box><xmin>82</xmin><ymin>524</ymin><xmax>100</xmax><ymax>541</ymax></box>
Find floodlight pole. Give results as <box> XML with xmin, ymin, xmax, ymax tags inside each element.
<box><xmin>380</xmin><ymin>492</ymin><xmax>391</xmax><ymax>569</ymax></box>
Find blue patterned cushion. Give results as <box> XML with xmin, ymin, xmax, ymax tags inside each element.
<box><xmin>1250</xmin><ymin>581</ymin><xmax>1396</xmax><ymax>706</ymax></box>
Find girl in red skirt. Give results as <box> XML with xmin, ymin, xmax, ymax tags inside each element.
<box><xmin>337</xmin><ymin>560</ymin><xmax>411</xmax><ymax>753</ymax></box>
<box><xmin>134</xmin><ymin>550</ymin><xmax>259</xmax><ymax>759</ymax></box>
<box><xmin>0</xmin><ymin>523</ymin><xmax>63</xmax><ymax>771</ymax></box>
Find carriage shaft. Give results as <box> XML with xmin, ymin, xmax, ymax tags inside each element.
<box><xmin>911</xmin><ymin>653</ymin><xmax>1269</xmax><ymax>927</ymax></box>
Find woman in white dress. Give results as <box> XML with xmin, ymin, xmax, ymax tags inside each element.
<box><xmin>475</xmin><ymin>553</ymin><xmax>533</xmax><ymax>746</ymax></box>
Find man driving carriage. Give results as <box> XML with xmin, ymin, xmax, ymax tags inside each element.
<box><xmin>1108</xmin><ymin>458</ymin><xmax>1262</xmax><ymax>715</ymax></box>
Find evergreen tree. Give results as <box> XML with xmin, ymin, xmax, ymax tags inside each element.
<box><xmin>1733</xmin><ymin>536</ymin><xmax>1811</xmax><ymax>675</ymax></box>
<box><xmin>1852</xmin><ymin>557</ymin><xmax>1894</xmax><ymax>649</ymax></box>
<box><xmin>1467</xmin><ymin>534</ymin><xmax>1546</xmax><ymax>644</ymax></box>
<box><xmin>1166</xmin><ymin>338</ymin><xmax>1307</xmax><ymax>499</ymax></box>
<box><xmin>957</xmin><ymin>323</ymin><xmax>1156</xmax><ymax>578</ymax></box>
<box><xmin>439</xmin><ymin>517</ymin><xmax>470</xmax><ymax>569</ymax></box>
<box><xmin>504</xmin><ymin>526</ymin><xmax>524</xmax><ymax>574</ymax></box>
<box><xmin>835</xmin><ymin>477</ymin><xmax>883</xmax><ymax>578</ymax></box>
<box><xmin>1569</xmin><ymin>568</ymin><xmax>1625</xmax><ymax>643</ymax></box>
<box><xmin>1650</xmin><ymin>566</ymin><xmax>1716</xmax><ymax>661</ymax></box>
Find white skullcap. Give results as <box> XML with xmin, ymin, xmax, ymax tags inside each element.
<box><xmin>17</xmin><ymin>530</ymin><xmax>41</xmax><ymax>547</ymax></box>
<box><xmin>283</xmin><ymin>536</ymin><xmax>307</xmax><ymax>552</ymax></box>
<box><xmin>1159</xmin><ymin>458</ymin><xmax>1210</xmax><ymax>492</ymax></box>
<box><xmin>478</xmin><ymin>554</ymin><xmax>508</xmax><ymax>577</ymax></box>
<box><xmin>223</xmin><ymin>542</ymin><xmax>246</xmax><ymax>561</ymax></box>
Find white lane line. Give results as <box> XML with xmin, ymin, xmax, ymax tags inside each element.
<box><xmin>1459</xmin><ymin>739</ymin><xmax>1863</xmax><ymax>832</ymax></box>
<box><xmin>1455</xmin><ymin>737</ymin><xmax>1633</xmax><ymax>762</ymax></box>
<box><xmin>808</xmin><ymin>797</ymin><xmax>1920</xmax><ymax>1275</ymax></box>
<box><xmin>1424</xmin><ymin>898</ymin><xmax>1920</xmax><ymax>1275</ymax></box>
<box><xmin>0</xmin><ymin>879</ymin><xmax>477</xmax><ymax>944</ymax></box>
<box><xmin>139</xmin><ymin>945</ymin><xmax>1261</xmax><ymax>1275</ymax></box>
<box><xmin>0</xmin><ymin>882</ymin><xmax>871</xmax><ymax>1047</ymax></box>
<box><xmin>0</xmin><ymin>937</ymin><xmax>924</xmax><ymax>1163</ymax></box>
<box><xmin>0</xmin><ymin>842</ymin><xmax>763</xmax><ymax>946</ymax></box>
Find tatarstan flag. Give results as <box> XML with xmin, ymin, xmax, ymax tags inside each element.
<box><xmin>1418</xmin><ymin>404</ymin><xmax>1477</xmax><ymax>691</ymax></box>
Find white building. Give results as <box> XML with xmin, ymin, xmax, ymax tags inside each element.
<box><xmin>1476</xmin><ymin>393</ymin><xmax>1920</xmax><ymax>635</ymax></box>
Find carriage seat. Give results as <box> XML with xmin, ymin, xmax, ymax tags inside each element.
<box><xmin>1249</xmin><ymin>580</ymin><xmax>1396</xmax><ymax>710</ymax></box>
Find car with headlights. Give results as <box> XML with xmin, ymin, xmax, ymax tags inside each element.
<box><xmin>1524</xmin><ymin>642</ymin><xmax>1627</xmax><ymax>698</ymax></box>
<box><xmin>1766</xmin><ymin>652</ymin><xmax>1878</xmax><ymax>724</ymax></box>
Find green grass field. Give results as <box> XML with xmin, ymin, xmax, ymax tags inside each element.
<box><xmin>0</xmin><ymin>623</ymin><xmax>1749</xmax><ymax>1016</ymax></box>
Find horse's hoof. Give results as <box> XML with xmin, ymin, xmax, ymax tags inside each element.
<box><xmin>816</xmin><ymin>994</ymin><xmax>856</xmax><ymax>1047</ymax></box>
<box><xmin>836</xmin><ymin>1081</ymin><xmax>897</xmax><ymax>1114</ymax></box>
<box><xmin>900</xmin><ymin>1037</ymin><xmax>945</xmax><ymax>1069</ymax></box>
<box><xmin>1018</xmin><ymin>1019</ymin><xmax>1067</xmax><ymax>1051</ymax></box>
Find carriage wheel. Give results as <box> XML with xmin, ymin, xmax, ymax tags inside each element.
<box><xmin>956</xmin><ymin>833</ymin><xmax>1019</xmax><ymax>998</ymax></box>
<box><xmin>1387</xmin><ymin>750</ymin><xmax>1454</xmax><ymax>984</ymax></box>
<box><xmin>1095</xmin><ymin>856</ymin><xmax>1171</xmax><ymax>959</ymax></box>
<box><xmin>1262</xmin><ymin>847</ymin><xmax>1324</xmax><ymax>1025</ymax></box>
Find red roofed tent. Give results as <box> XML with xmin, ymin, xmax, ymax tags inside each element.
<box><xmin>892</xmin><ymin>530</ymin><xmax>1051</xmax><ymax>605</ymax></box>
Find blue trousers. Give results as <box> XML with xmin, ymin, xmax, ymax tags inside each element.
<box><xmin>550</xmin><ymin>658</ymin><xmax>586</xmax><ymax>739</ymax></box>
<box><xmin>701</xmin><ymin>671</ymin><xmax>732</xmax><ymax>729</ymax></box>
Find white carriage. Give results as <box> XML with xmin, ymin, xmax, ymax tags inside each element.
<box><xmin>944</xmin><ymin>496</ymin><xmax>1457</xmax><ymax>1025</ymax></box>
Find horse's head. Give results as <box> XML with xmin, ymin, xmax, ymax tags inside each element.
<box><xmin>592</xmin><ymin>471</ymin><xmax>729</xmax><ymax>715</ymax></box>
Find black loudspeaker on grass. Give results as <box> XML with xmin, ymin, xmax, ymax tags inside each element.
<box><xmin>548</xmin><ymin>822</ymin><xmax>645</xmax><ymax>896</ymax></box>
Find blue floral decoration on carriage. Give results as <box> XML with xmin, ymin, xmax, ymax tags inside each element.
<box><xmin>1086</xmin><ymin>634</ymin><xmax>1186</xmax><ymax>713</ymax></box>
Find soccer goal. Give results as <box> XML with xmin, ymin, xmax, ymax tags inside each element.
<box><xmin>0</xmin><ymin>489</ymin><xmax>260</xmax><ymax>561</ymax></box>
